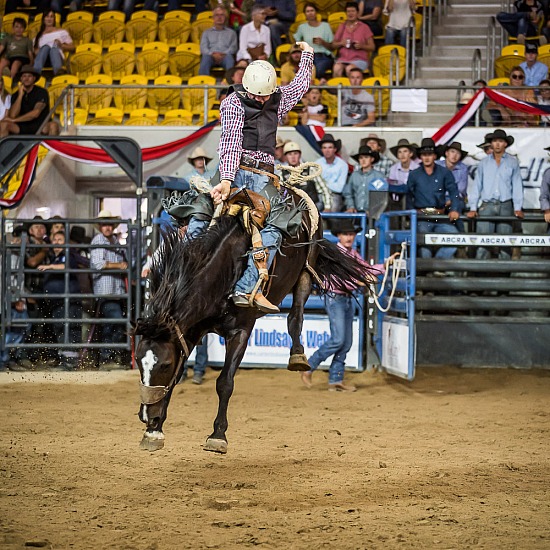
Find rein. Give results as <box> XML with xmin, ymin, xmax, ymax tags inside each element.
<box><xmin>139</xmin><ymin>317</ymin><xmax>190</xmax><ymax>406</ymax></box>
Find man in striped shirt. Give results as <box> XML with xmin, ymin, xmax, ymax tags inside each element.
<box><xmin>188</xmin><ymin>42</ymin><xmax>314</xmax><ymax>314</ymax></box>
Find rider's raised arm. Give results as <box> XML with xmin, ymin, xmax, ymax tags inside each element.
<box><xmin>278</xmin><ymin>47</ymin><xmax>314</xmax><ymax>120</ymax></box>
<box><xmin>218</xmin><ymin>96</ymin><xmax>246</xmax><ymax>183</ymax></box>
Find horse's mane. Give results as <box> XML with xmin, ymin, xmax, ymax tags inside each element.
<box><xmin>137</xmin><ymin>216</ymin><xmax>247</xmax><ymax>337</ymax></box>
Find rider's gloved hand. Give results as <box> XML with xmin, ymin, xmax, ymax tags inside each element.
<box><xmin>211</xmin><ymin>179</ymin><xmax>231</xmax><ymax>204</ymax></box>
<box><xmin>296</xmin><ymin>41</ymin><xmax>314</xmax><ymax>54</ymax></box>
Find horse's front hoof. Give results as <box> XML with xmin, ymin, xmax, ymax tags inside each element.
<box><xmin>204</xmin><ymin>437</ymin><xmax>228</xmax><ymax>454</ymax></box>
<box><xmin>288</xmin><ymin>353</ymin><xmax>311</xmax><ymax>372</ymax></box>
<box><xmin>140</xmin><ymin>431</ymin><xmax>165</xmax><ymax>452</ymax></box>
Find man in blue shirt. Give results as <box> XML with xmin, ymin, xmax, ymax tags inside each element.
<box><xmin>403</xmin><ymin>138</ymin><xmax>461</xmax><ymax>259</ymax></box>
<box><xmin>315</xmin><ymin>133</ymin><xmax>349</xmax><ymax>212</ymax></box>
<box><xmin>520</xmin><ymin>43</ymin><xmax>548</xmax><ymax>86</ymax></box>
<box><xmin>467</xmin><ymin>129</ymin><xmax>524</xmax><ymax>260</ymax></box>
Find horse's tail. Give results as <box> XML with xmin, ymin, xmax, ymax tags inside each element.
<box><xmin>312</xmin><ymin>239</ymin><xmax>380</xmax><ymax>296</ymax></box>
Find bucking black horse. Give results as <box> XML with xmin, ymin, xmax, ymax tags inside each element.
<box><xmin>133</xmin><ymin>199</ymin><xmax>375</xmax><ymax>454</ymax></box>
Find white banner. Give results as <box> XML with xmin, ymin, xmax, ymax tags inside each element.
<box><xmin>423</xmin><ymin>127</ymin><xmax>550</xmax><ymax>211</ymax></box>
<box><xmin>197</xmin><ymin>315</ymin><xmax>362</xmax><ymax>370</ymax></box>
<box><xmin>424</xmin><ymin>233</ymin><xmax>550</xmax><ymax>246</ymax></box>
<box><xmin>391</xmin><ymin>89</ymin><xmax>428</xmax><ymax>112</ymax></box>
<box><xmin>381</xmin><ymin>317</ymin><xmax>411</xmax><ymax>378</ymax></box>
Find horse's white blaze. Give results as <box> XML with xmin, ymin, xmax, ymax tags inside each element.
<box><xmin>141</xmin><ymin>349</ymin><xmax>158</xmax><ymax>386</ymax></box>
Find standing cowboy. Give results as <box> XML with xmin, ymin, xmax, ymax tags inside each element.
<box><xmin>187</xmin><ymin>41</ymin><xmax>314</xmax><ymax>314</ymax></box>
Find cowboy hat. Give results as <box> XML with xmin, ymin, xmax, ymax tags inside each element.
<box><xmin>17</xmin><ymin>64</ymin><xmax>41</xmax><ymax>80</ymax></box>
<box><xmin>319</xmin><ymin>133</ymin><xmax>342</xmax><ymax>151</ymax></box>
<box><xmin>283</xmin><ymin>141</ymin><xmax>301</xmax><ymax>154</ymax></box>
<box><xmin>188</xmin><ymin>146</ymin><xmax>212</xmax><ymax>165</ymax></box>
<box><xmin>389</xmin><ymin>138</ymin><xmax>418</xmax><ymax>158</ymax></box>
<box><xmin>488</xmin><ymin>128</ymin><xmax>514</xmax><ymax>147</ymax></box>
<box><xmin>438</xmin><ymin>141</ymin><xmax>469</xmax><ymax>161</ymax></box>
<box><xmin>361</xmin><ymin>133</ymin><xmax>387</xmax><ymax>153</ymax></box>
<box><xmin>96</xmin><ymin>209</ymin><xmax>120</xmax><ymax>229</ymax></box>
<box><xmin>351</xmin><ymin>145</ymin><xmax>380</xmax><ymax>164</ymax></box>
<box><xmin>416</xmin><ymin>137</ymin><xmax>437</xmax><ymax>155</ymax></box>
<box><xmin>69</xmin><ymin>225</ymin><xmax>91</xmax><ymax>244</ymax></box>
<box><xmin>330</xmin><ymin>219</ymin><xmax>361</xmax><ymax>237</ymax></box>
<box><xmin>275</xmin><ymin>135</ymin><xmax>287</xmax><ymax>149</ymax></box>
<box><xmin>477</xmin><ymin>133</ymin><xmax>493</xmax><ymax>149</ymax></box>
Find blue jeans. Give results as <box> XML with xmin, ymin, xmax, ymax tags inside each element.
<box><xmin>496</xmin><ymin>12</ymin><xmax>536</xmax><ymax>37</ymax></box>
<box><xmin>187</xmin><ymin>168</ymin><xmax>282</xmax><ymax>295</ymax></box>
<box><xmin>417</xmin><ymin>220</ymin><xmax>459</xmax><ymax>259</ymax></box>
<box><xmin>475</xmin><ymin>200</ymin><xmax>514</xmax><ymax>260</ymax></box>
<box><xmin>385</xmin><ymin>27</ymin><xmax>408</xmax><ymax>47</ymax></box>
<box><xmin>98</xmin><ymin>299</ymin><xmax>125</xmax><ymax>362</ymax></box>
<box><xmin>194</xmin><ymin>335</ymin><xmax>208</xmax><ymax>375</ymax></box>
<box><xmin>34</xmin><ymin>45</ymin><xmax>65</xmax><ymax>75</ymax></box>
<box><xmin>308</xmin><ymin>294</ymin><xmax>354</xmax><ymax>384</ymax></box>
<box><xmin>0</xmin><ymin>308</ymin><xmax>29</xmax><ymax>367</ymax></box>
<box><xmin>107</xmin><ymin>0</ymin><xmax>136</xmax><ymax>19</ymax></box>
<box><xmin>313</xmin><ymin>53</ymin><xmax>334</xmax><ymax>79</ymax></box>
<box><xmin>199</xmin><ymin>54</ymin><xmax>235</xmax><ymax>75</ymax></box>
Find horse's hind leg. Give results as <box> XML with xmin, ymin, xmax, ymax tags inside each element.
<box><xmin>204</xmin><ymin>328</ymin><xmax>251</xmax><ymax>454</ymax></box>
<box><xmin>287</xmin><ymin>270</ymin><xmax>313</xmax><ymax>372</ymax></box>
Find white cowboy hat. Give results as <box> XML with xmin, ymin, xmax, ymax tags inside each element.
<box><xmin>96</xmin><ymin>209</ymin><xmax>121</xmax><ymax>229</ymax></box>
<box><xmin>188</xmin><ymin>146</ymin><xmax>212</xmax><ymax>165</ymax></box>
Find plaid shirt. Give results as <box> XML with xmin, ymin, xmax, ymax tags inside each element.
<box><xmin>374</xmin><ymin>154</ymin><xmax>394</xmax><ymax>179</ymax></box>
<box><xmin>218</xmin><ymin>51</ymin><xmax>314</xmax><ymax>181</ymax></box>
<box><xmin>90</xmin><ymin>233</ymin><xmax>126</xmax><ymax>296</ymax></box>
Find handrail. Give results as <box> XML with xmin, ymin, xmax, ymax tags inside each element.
<box><xmin>405</xmin><ymin>16</ymin><xmax>416</xmax><ymax>85</ymax></box>
<box><xmin>471</xmin><ymin>48</ymin><xmax>482</xmax><ymax>84</ymax></box>
<box><xmin>456</xmin><ymin>80</ymin><xmax>466</xmax><ymax>105</ymax></box>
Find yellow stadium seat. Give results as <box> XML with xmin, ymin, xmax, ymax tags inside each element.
<box><xmin>69</xmin><ymin>43</ymin><xmax>102</xmax><ymax>81</ymax></box>
<box><xmin>126</xmin><ymin>107</ymin><xmax>159</xmax><ymax>125</ymax></box>
<box><xmin>62</xmin><ymin>18</ymin><xmax>94</xmax><ymax>46</ymax></box>
<box><xmin>501</xmin><ymin>44</ymin><xmax>525</xmax><ymax>57</ymax></box>
<box><xmin>275</xmin><ymin>44</ymin><xmax>292</xmax><ymax>66</ymax></box>
<box><xmin>495</xmin><ymin>55</ymin><xmax>526</xmax><ymax>79</ymax></box>
<box><xmin>114</xmin><ymin>74</ymin><xmax>148</xmax><ymax>113</ymax></box>
<box><xmin>327</xmin><ymin>12</ymin><xmax>346</xmax><ymax>34</ymax></box>
<box><xmin>93</xmin><ymin>18</ymin><xmax>126</xmax><ymax>47</ymax></box>
<box><xmin>32</xmin><ymin>12</ymin><xmax>61</xmax><ymax>25</ymax></box>
<box><xmin>102</xmin><ymin>43</ymin><xmax>136</xmax><ymax>80</ymax></box>
<box><xmin>2</xmin><ymin>75</ymin><xmax>13</xmax><ymax>94</ymax></box>
<box><xmin>60</xmin><ymin>107</ymin><xmax>89</xmax><ymax>126</ymax></box>
<box><xmin>158</xmin><ymin>17</ymin><xmax>191</xmax><ymax>48</ymax></box>
<box><xmin>538</xmin><ymin>44</ymin><xmax>550</xmax><ymax>55</ymax></box>
<box><xmin>136</xmin><ymin>42</ymin><xmax>169</xmax><ymax>79</ymax></box>
<box><xmin>182</xmin><ymin>75</ymin><xmax>216</xmax><ymax>116</ymax></box>
<box><xmin>164</xmin><ymin>10</ymin><xmax>191</xmax><ymax>22</ymax></box>
<box><xmin>377</xmin><ymin>44</ymin><xmax>406</xmax><ymax>58</ymax></box>
<box><xmin>284</xmin><ymin>111</ymin><xmax>299</xmax><ymax>126</ymax></box>
<box><xmin>88</xmin><ymin>107</ymin><xmax>124</xmax><ymax>125</ymax></box>
<box><xmin>130</xmin><ymin>10</ymin><xmax>158</xmax><ymax>21</ymax></box>
<box><xmin>48</xmin><ymin>74</ymin><xmax>79</xmax><ymax>114</ymax></box>
<box><xmin>372</xmin><ymin>52</ymin><xmax>405</xmax><ymax>83</ymax></box>
<box><xmin>538</xmin><ymin>52</ymin><xmax>550</xmax><ymax>71</ymax></box>
<box><xmin>161</xmin><ymin>108</ymin><xmax>194</xmax><ymax>125</ymax></box>
<box><xmin>1</xmin><ymin>12</ymin><xmax>29</xmax><ymax>34</ymax></box>
<box><xmin>66</xmin><ymin>10</ymin><xmax>94</xmax><ymax>23</ymax></box>
<box><xmin>190</xmin><ymin>19</ymin><xmax>214</xmax><ymax>44</ymax></box>
<box><xmin>168</xmin><ymin>43</ymin><xmax>201</xmax><ymax>80</ymax></box>
<box><xmin>207</xmin><ymin>109</ymin><xmax>220</xmax><ymax>122</ymax></box>
<box><xmin>196</xmin><ymin>11</ymin><xmax>213</xmax><ymax>21</ymax></box>
<box><xmin>99</xmin><ymin>11</ymin><xmax>125</xmax><ymax>22</ymax></box>
<box><xmin>78</xmin><ymin>74</ymin><xmax>114</xmax><ymax>113</ymax></box>
<box><xmin>327</xmin><ymin>77</ymin><xmax>351</xmax><ymax>87</ymax></box>
<box><xmin>362</xmin><ymin>76</ymin><xmax>390</xmax><ymax>116</ymax></box>
<box><xmin>487</xmin><ymin>77</ymin><xmax>510</xmax><ymax>86</ymax></box>
<box><xmin>125</xmin><ymin>18</ymin><xmax>158</xmax><ymax>47</ymax></box>
<box><xmin>414</xmin><ymin>12</ymin><xmax>422</xmax><ymax>40</ymax></box>
<box><xmin>147</xmin><ymin>75</ymin><xmax>182</xmax><ymax>114</ymax></box>
<box><xmin>35</xmin><ymin>76</ymin><xmax>46</xmax><ymax>88</ymax></box>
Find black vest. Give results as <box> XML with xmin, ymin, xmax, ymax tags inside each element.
<box><xmin>233</xmin><ymin>85</ymin><xmax>281</xmax><ymax>157</ymax></box>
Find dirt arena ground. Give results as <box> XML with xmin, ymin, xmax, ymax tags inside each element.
<box><xmin>1</xmin><ymin>366</ymin><xmax>549</xmax><ymax>550</ymax></box>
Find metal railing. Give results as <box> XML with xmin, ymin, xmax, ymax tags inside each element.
<box><xmin>471</xmin><ymin>48</ymin><xmax>483</xmax><ymax>84</ymax></box>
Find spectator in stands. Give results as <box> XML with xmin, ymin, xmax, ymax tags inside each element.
<box><xmin>361</xmin><ymin>133</ymin><xmax>393</xmax><ymax>177</ymax></box>
<box><xmin>343</xmin><ymin>144</ymin><xmax>388</xmax><ymax>213</ymax></box>
<box><xmin>37</xmin><ymin>230</ymin><xmax>84</xmax><ymax>370</ymax></box>
<box><xmin>219</xmin><ymin>65</ymin><xmax>246</xmax><ymax>101</ymax></box>
<box><xmin>5</xmin><ymin>0</ymin><xmax>50</xmax><ymax>14</ymax></box>
<box><xmin>299</xmin><ymin>87</ymin><xmax>327</xmax><ymax>127</ymax></box>
<box><xmin>341</xmin><ymin>67</ymin><xmax>376</xmax><ymax>126</ymax></box>
<box><xmin>186</xmin><ymin>146</ymin><xmax>216</xmax><ymax>181</ymax></box>
<box><xmin>497</xmin><ymin>0</ymin><xmax>543</xmax><ymax>44</ymax></box>
<box><xmin>33</xmin><ymin>10</ymin><xmax>75</xmax><ymax>77</ymax></box>
<box><xmin>0</xmin><ymin>18</ymin><xmax>34</xmax><ymax>82</ymax></box>
<box><xmin>274</xmin><ymin>135</ymin><xmax>288</xmax><ymax>164</ymax></box>
<box><xmin>467</xmin><ymin>129</ymin><xmax>523</xmax><ymax>260</ymax></box>
<box><xmin>0</xmin><ymin>77</ymin><xmax>12</xmax><ymax>120</ymax></box>
<box><xmin>294</xmin><ymin>3</ymin><xmax>334</xmax><ymax>82</ymax></box>
<box><xmin>436</xmin><ymin>142</ymin><xmax>469</xmax><ymax>231</ymax></box>
<box><xmin>0</xmin><ymin>225</ymin><xmax>30</xmax><ymax>372</ymax></box>
<box><xmin>48</xmin><ymin>215</ymin><xmax>65</xmax><ymax>241</ymax></box>
<box><xmin>537</xmin><ymin>79</ymin><xmax>550</xmax><ymax>125</ymax></box>
<box><xmin>281</xmin><ymin>44</ymin><xmax>317</xmax><ymax>85</ymax></box>
<box><xmin>384</xmin><ymin>0</ymin><xmax>416</xmax><ymax>47</ymax></box>
<box><xmin>541</xmin><ymin>146</ymin><xmax>550</xmax><ymax>228</ymax></box>
<box><xmin>107</xmin><ymin>0</ymin><xmax>156</xmax><ymax>21</ymax></box>
<box><xmin>224</xmin><ymin>0</ymin><xmax>255</xmax><ymax>31</ymax></box>
<box><xmin>388</xmin><ymin>138</ymin><xmax>419</xmax><ymax>185</ymax></box>
<box><xmin>359</xmin><ymin>0</ymin><xmax>383</xmax><ymax>37</ymax></box>
<box><xmin>254</xmin><ymin>0</ymin><xmax>296</xmax><ymax>52</ymax></box>
<box><xmin>332</xmin><ymin>2</ymin><xmax>375</xmax><ymax>78</ymax></box>
<box><xmin>0</xmin><ymin>65</ymin><xmax>59</xmax><ymax>138</ymax></box>
<box><xmin>486</xmin><ymin>66</ymin><xmax>539</xmax><ymax>126</ymax></box>
<box><xmin>280</xmin><ymin>141</ymin><xmax>330</xmax><ymax>211</ymax></box>
<box><xmin>199</xmin><ymin>7</ymin><xmax>238</xmax><ymax>76</ymax></box>
<box><xmin>237</xmin><ymin>4</ymin><xmax>272</xmax><ymax>62</ymax></box>
<box><xmin>315</xmin><ymin>133</ymin><xmax>348</xmax><ymax>212</ymax></box>
<box><xmin>404</xmin><ymin>138</ymin><xmax>460</xmax><ymax>259</ymax></box>
<box><xmin>90</xmin><ymin>210</ymin><xmax>128</xmax><ymax>369</ymax></box>
<box><xmin>520</xmin><ymin>43</ymin><xmax>548</xmax><ymax>85</ymax></box>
